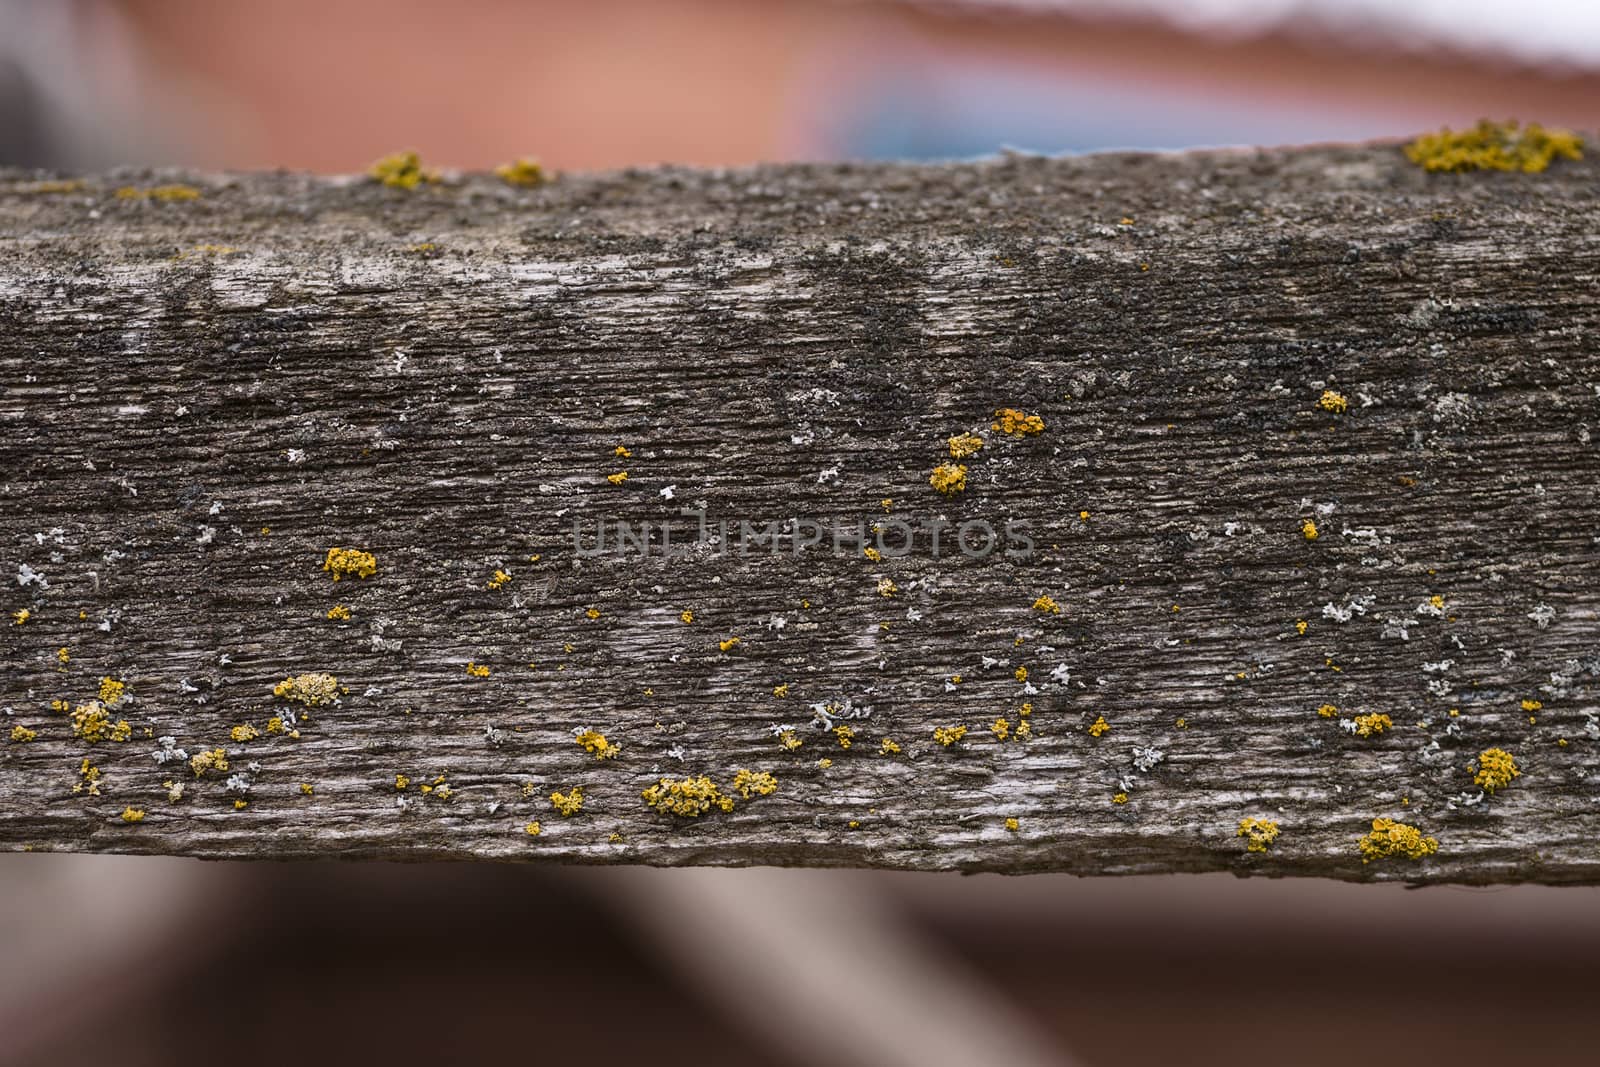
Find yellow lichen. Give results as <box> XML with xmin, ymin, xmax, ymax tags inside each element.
<box><xmin>1317</xmin><ymin>703</ymin><xmax>1339</xmax><ymax>719</ymax></box>
<box><xmin>115</xmin><ymin>184</ymin><xmax>201</xmax><ymax>201</ymax></box>
<box><xmin>229</xmin><ymin>724</ymin><xmax>259</xmax><ymax>743</ymax></box>
<box><xmin>933</xmin><ymin>725</ymin><xmax>968</xmax><ymax>747</ymax></box>
<box><xmin>495</xmin><ymin>157</ymin><xmax>548</xmax><ymax>187</ymax></box>
<box><xmin>1358</xmin><ymin>817</ymin><xmax>1439</xmax><ymax>862</ymax></box>
<box><xmin>1404</xmin><ymin>120</ymin><xmax>1582</xmax><ymax>173</ymax></box>
<box><xmin>326</xmin><ymin>604</ymin><xmax>352</xmax><ymax>621</ymax></box>
<box><xmin>234</xmin><ymin>800</ymin><xmax>248</xmax><ymax>810</ymax></box>
<box><xmin>190</xmin><ymin>748</ymin><xmax>229</xmax><ymax>778</ymax></box>
<box><xmin>465</xmin><ymin>662</ymin><xmax>490</xmax><ymax>678</ymax></box>
<box><xmin>680</xmin><ymin>610</ymin><xmax>695</xmax><ymax>624</ymax></box>
<box><xmin>55</xmin><ymin>646</ymin><xmax>70</xmax><ymax>665</ymax></box>
<box><xmin>486</xmin><ymin>570</ymin><xmax>512</xmax><ymax>591</ymax></box>
<box><xmin>9</xmin><ymin>725</ymin><xmax>37</xmax><ymax>743</ymax></box>
<box><xmin>1352</xmin><ymin>712</ymin><xmax>1393</xmax><ymax>738</ymax></box>
<box><xmin>323</xmin><ymin>547</ymin><xmax>376</xmax><ymax>581</ymax></box>
<box><xmin>1112</xmin><ymin>792</ymin><xmax>1129</xmax><ymax>804</ymax></box>
<box><xmin>71</xmin><ymin>702</ymin><xmax>130</xmax><ymax>743</ymax></box>
<box><xmin>550</xmin><ymin>787</ymin><xmax>584</xmax><ymax>816</ymax></box>
<box><xmin>369</xmin><ymin>151</ymin><xmax>438</xmax><ymax>189</ymax></box>
<box><xmin>1472</xmin><ymin>748</ymin><xmax>1520</xmax><ymax>793</ymax></box>
<box><xmin>642</xmin><ymin>775</ymin><xmax>733</xmax><ymax>817</ymax></box>
<box><xmin>1301</xmin><ymin>519</ymin><xmax>1319</xmax><ymax>541</ymax></box>
<box><xmin>99</xmin><ymin>677</ymin><xmax>126</xmax><ymax>705</ymax></box>
<box><xmin>300</xmin><ymin>782</ymin><xmax>314</xmax><ymax>796</ymax></box>
<box><xmin>777</xmin><ymin>730</ymin><xmax>803</xmax><ymax>751</ymax></box>
<box><xmin>525</xmin><ymin>821</ymin><xmax>542</xmax><ymax>836</ymax></box>
<box><xmin>929</xmin><ymin>463</ymin><xmax>968</xmax><ymax>495</ymax></box>
<box><xmin>1088</xmin><ymin>715</ymin><xmax>1110</xmax><ymax>738</ymax></box>
<box><xmin>1237</xmin><ymin>817</ymin><xmax>1280</xmax><ymax>853</ymax></box>
<box><xmin>876</xmin><ymin>577</ymin><xmax>898</xmax><ymax>598</ymax></box>
<box><xmin>731</xmin><ymin>769</ymin><xmax>778</xmax><ymax>799</ymax></box>
<box><xmin>992</xmin><ymin>408</ymin><xmax>1045</xmax><ymax>436</ymax></box>
<box><xmin>120</xmin><ymin>808</ymin><xmax>146</xmax><ymax>824</ymax></box>
<box><xmin>1317</xmin><ymin>389</ymin><xmax>1348</xmax><ymax>414</ymax></box>
<box><xmin>575</xmin><ymin>729</ymin><xmax>620</xmax><ymax>760</ymax></box>
<box><xmin>1004</xmin><ymin>817</ymin><xmax>1020</xmax><ymax>832</ymax></box>
<box><xmin>606</xmin><ymin>471</ymin><xmax>628</xmax><ymax>485</ymax></box>
<box><xmin>73</xmin><ymin>758</ymin><xmax>102</xmax><ymax>796</ymax></box>
<box><xmin>273</xmin><ymin>672</ymin><xmax>341</xmax><ymax>706</ymax></box>
<box><xmin>718</xmin><ymin>636</ymin><xmax>741</xmax><ymax>653</ymax></box>
<box><xmin>991</xmin><ymin>718</ymin><xmax>1011</xmax><ymax>741</ymax></box>
<box><xmin>863</xmin><ymin>546</ymin><xmax>882</xmax><ymax>561</ymax></box>
<box><xmin>947</xmin><ymin>432</ymin><xmax>984</xmax><ymax>459</ymax></box>
<box><xmin>266</xmin><ymin>717</ymin><xmax>285</xmax><ymax>735</ymax></box>
<box><xmin>1296</xmin><ymin>620</ymin><xmax>1309</xmax><ymax>635</ymax></box>
<box><xmin>772</xmin><ymin>682</ymin><xmax>790</xmax><ymax>698</ymax></box>
<box><xmin>879</xmin><ymin>737</ymin><xmax>901</xmax><ymax>756</ymax></box>
<box><xmin>1014</xmin><ymin>666</ymin><xmax>1028</xmax><ymax>683</ymax></box>
<box><xmin>11</xmin><ymin>608</ymin><xmax>30</xmax><ymax>625</ymax></box>
<box><xmin>834</xmin><ymin>725</ymin><xmax>855</xmax><ymax>749</ymax></box>
<box><xmin>1521</xmin><ymin>699</ymin><xmax>1543</xmax><ymax>712</ymax></box>
<box><xmin>396</xmin><ymin>774</ymin><xmax>411</xmax><ymax>790</ymax></box>
<box><xmin>1032</xmin><ymin>594</ymin><xmax>1060</xmax><ymax>615</ymax></box>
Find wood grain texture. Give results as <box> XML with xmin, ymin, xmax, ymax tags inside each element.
<box><xmin>2</xmin><ymin>143</ymin><xmax>1598</xmax><ymax>883</ymax></box>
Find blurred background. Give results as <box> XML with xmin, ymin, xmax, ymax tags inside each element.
<box><xmin>4</xmin><ymin>2</ymin><xmax>1600</xmax><ymax>1064</ymax></box>
<box><xmin>2</xmin><ymin>0</ymin><xmax>1599</xmax><ymax>170</ymax></box>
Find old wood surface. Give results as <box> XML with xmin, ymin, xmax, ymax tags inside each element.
<box><xmin>2</xmin><ymin>143</ymin><xmax>1598</xmax><ymax>883</ymax></box>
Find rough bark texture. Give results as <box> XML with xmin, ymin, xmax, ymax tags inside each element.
<box><xmin>2</xmin><ymin>143</ymin><xmax>1598</xmax><ymax>884</ymax></box>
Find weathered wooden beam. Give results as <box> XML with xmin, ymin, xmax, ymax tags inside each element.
<box><xmin>2</xmin><ymin>143</ymin><xmax>1598</xmax><ymax>883</ymax></box>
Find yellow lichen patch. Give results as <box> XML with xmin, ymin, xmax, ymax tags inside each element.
<box><xmin>229</xmin><ymin>724</ymin><xmax>259</xmax><ymax>743</ymax></box>
<box><xmin>369</xmin><ymin>151</ymin><xmax>438</xmax><ymax>189</ymax></box>
<box><xmin>300</xmin><ymin>783</ymin><xmax>314</xmax><ymax>796</ymax></box>
<box><xmin>992</xmin><ymin>408</ymin><xmax>1045</xmax><ymax>436</ymax></box>
<box><xmin>323</xmin><ymin>547</ymin><xmax>376</xmax><ymax>581</ymax></box>
<box><xmin>1004</xmin><ymin>817</ymin><xmax>1020</xmax><ymax>832</ymax></box>
<box><xmin>772</xmin><ymin>682</ymin><xmax>790</xmax><ymax>698</ymax></box>
<box><xmin>190</xmin><ymin>748</ymin><xmax>229</xmax><ymax>778</ymax></box>
<box><xmin>575</xmin><ymin>729</ymin><xmax>620</xmax><ymax>760</ymax></box>
<box><xmin>1521</xmin><ymin>699</ymin><xmax>1543</xmax><ymax>712</ymax></box>
<box><xmin>16</xmin><ymin>179</ymin><xmax>87</xmax><ymax>194</ymax></box>
<box><xmin>1237</xmin><ymin>817</ymin><xmax>1280</xmax><ymax>853</ymax></box>
<box><xmin>879</xmin><ymin>737</ymin><xmax>901</xmax><ymax>756</ymax></box>
<box><xmin>395</xmin><ymin>774</ymin><xmax>411</xmax><ymax>791</ymax></box>
<box><xmin>234</xmin><ymin>800</ymin><xmax>248</xmax><ymax>810</ymax></box>
<box><xmin>9</xmin><ymin>724</ymin><xmax>37</xmax><ymax>743</ymax></box>
<box><xmin>731</xmin><ymin>769</ymin><xmax>778</xmax><ymax>799</ymax></box>
<box><xmin>1352</xmin><ymin>713</ymin><xmax>1393</xmax><ymax>738</ymax></box>
<box><xmin>486</xmin><ymin>570</ymin><xmax>512</xmax><ymax>591</ymax></box>
<box><xmin>120</xmin><ymin>808</ymin><xmax>146</xmax><ymax>824</ymax></box>
<box><xmin>834</xmin><ymin>725</ymin><xmax>856</xmax><ymax>749</ymax></box>
<box><xmin>718</xmin><ymin>636</ymin><xmax>742</xmax><ymax>653</ymax></box>
<box><xmin>164</xmin><ymin>780</ymin><xmax>183</xmax><ymax>802</ymax></box>
<box><xmin>273</xmin><ymin>672</ymin><xmax>341</xmax><ymax>706</ymax></box>
<box><xmin>1317</xmin><ymin>389</ymin><xmax>1348</xmax><ymax>414</ymax></box>
<box><xmin>642</xmin><ymin>775</ymin><xmax>733</xmax><ymax>817</ymax></box>
<box><xmin>265</xmin><ymin>717</ymin><xmax>285</xmax><ymax>735</ymax></box>
<box><xmin>817</xmin><ymin>758</ymin><xmax>833</xmax><ymax>769</ymax></box>
<box><xmin>115</xmin><ymin>184</ymin><xmax>201</xmax><ymax>201</ymax></box>
<box><xmin>1112</xmin><ymin>792</ymin><xmax>1129</xmax><ymax>805</ymax></box>
<box><xmin>11</xmin><ymin>608</ymin><xmax>29</xmax><ymax>625</ymax></box>
<box><xmin>585</xmin><ymin>607</ymin><xmax>602</xmax><ymax>620</ymax></box>
<box><xmin>326</xmin><ymin>604</ymin><xmax>352</xmax><ymax>621</ymax></box>
<box><xmin>1317</xmin><ymin>703</ymin><xmax>1339</xmax><ymax>719</ymax></box>
<box><xmin>991</xmin><ymin>718</ymin><xmax>1011</xmax><ymax>741</ymax></box>
<box><xmin>947</xmin><ymin>432</ymin><xmax>984</xmax><ymax>459</ymax></box>
<box><xmin>465</xmin><ymin>662</ymin><xmax>490</xmax><ymax>678</ymax></box>
<box><xmin>550</xmin><ymin>787</ymin><xmax>584</xmax><ymax>816</ymax></box>
<box><xmin>680</xmin><ymin>610</ymin><xmax>695</xmax><ymax>624</ymax></box>
<box><xmin>777</xmin><ymin>730</ymin><xmax>803</xmax><ymax>752</ymax></box>
<box><xmin>929</xmin><ymin>463</ymin><xmax>968</xmax><ymax>495</ymax></box>
<box><xmin>933</xmin><ymin>725</ymin><xmax>968</xmax><ymax>747</ymax></box>
<box><xmin>876</xmin><ymin>577</ymin><xmax>898</xmax><ymax>598</ymax></box>
<box><xmin>1472</xmin><ymin>748</ymin><xmax>1520</xmax><ymax>793</ymax></box>
<box><xmin>1301</xmin><ymin>519</ymin><xmax>1319</xmax><ymax>541</ymax></box>
<box><xmin>99</xmin><ymin>677</ymin><xmax>126</xmax><ymax>705</ymax></box>
<box><xmin>1358</xmin><ymin>818</ymin><xmax>1439</xmax><ymax>863</ymax></box>
<box><xmin>1088</xmin><ymin>715</ymin><xmax>1110</xmax><ymax>738</ymax></box>
<box><xmin>495</xmin><ymin>157</ymin><xmax>548</xmax><ymax>187</ymax></box>
<box><xmin>1014</xmin><ymin>666</ymin><xmax>1028</xmax><ymax>683</ymax></box>
<box><xmin>524</xmin><ymin>821</ymin><xmax>542</xmax><ymax>836</ymax></box>
<box><xmin>73</xmin><ymin>758</ymin><xmax>102</xmax><ymax>796</ymax></box>
<box><xmin>1296</xmin><ymin>620</ymin><xmax>1309</xmax><ymax>635</ymax></box>
<box><xmin>1032</xmin><ymin>594</ymin><xmax>1061</xmax><ymax>615</ymax></box>
<box><xmin>71</xmin><ymin>702</ymin><xmax>130</xmax><ymax>743</ymax></box>
<box><xmin>56</xmin><ymin>646</ymin><xmax>70</xmax><ymax>665</ymax></box>
<box><xmin>1404</xmin><ymin>120</ymin><xmax>1582</xmax><ymax>173</ymax></box>
<box><xmin>606</xmin><ymin>471</ymin><xmax>629</xmax><ymax>485</ymax></box>
<box><xmin>863</xmin><ymin>546</ymin><xmax>882</xmax><ymax>562</ymax></box>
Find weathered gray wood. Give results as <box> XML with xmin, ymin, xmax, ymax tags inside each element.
<box><xmin>2</xmin><ymin>143</ymin><xmax>1598</xmax><ymax>883</ymax></box>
